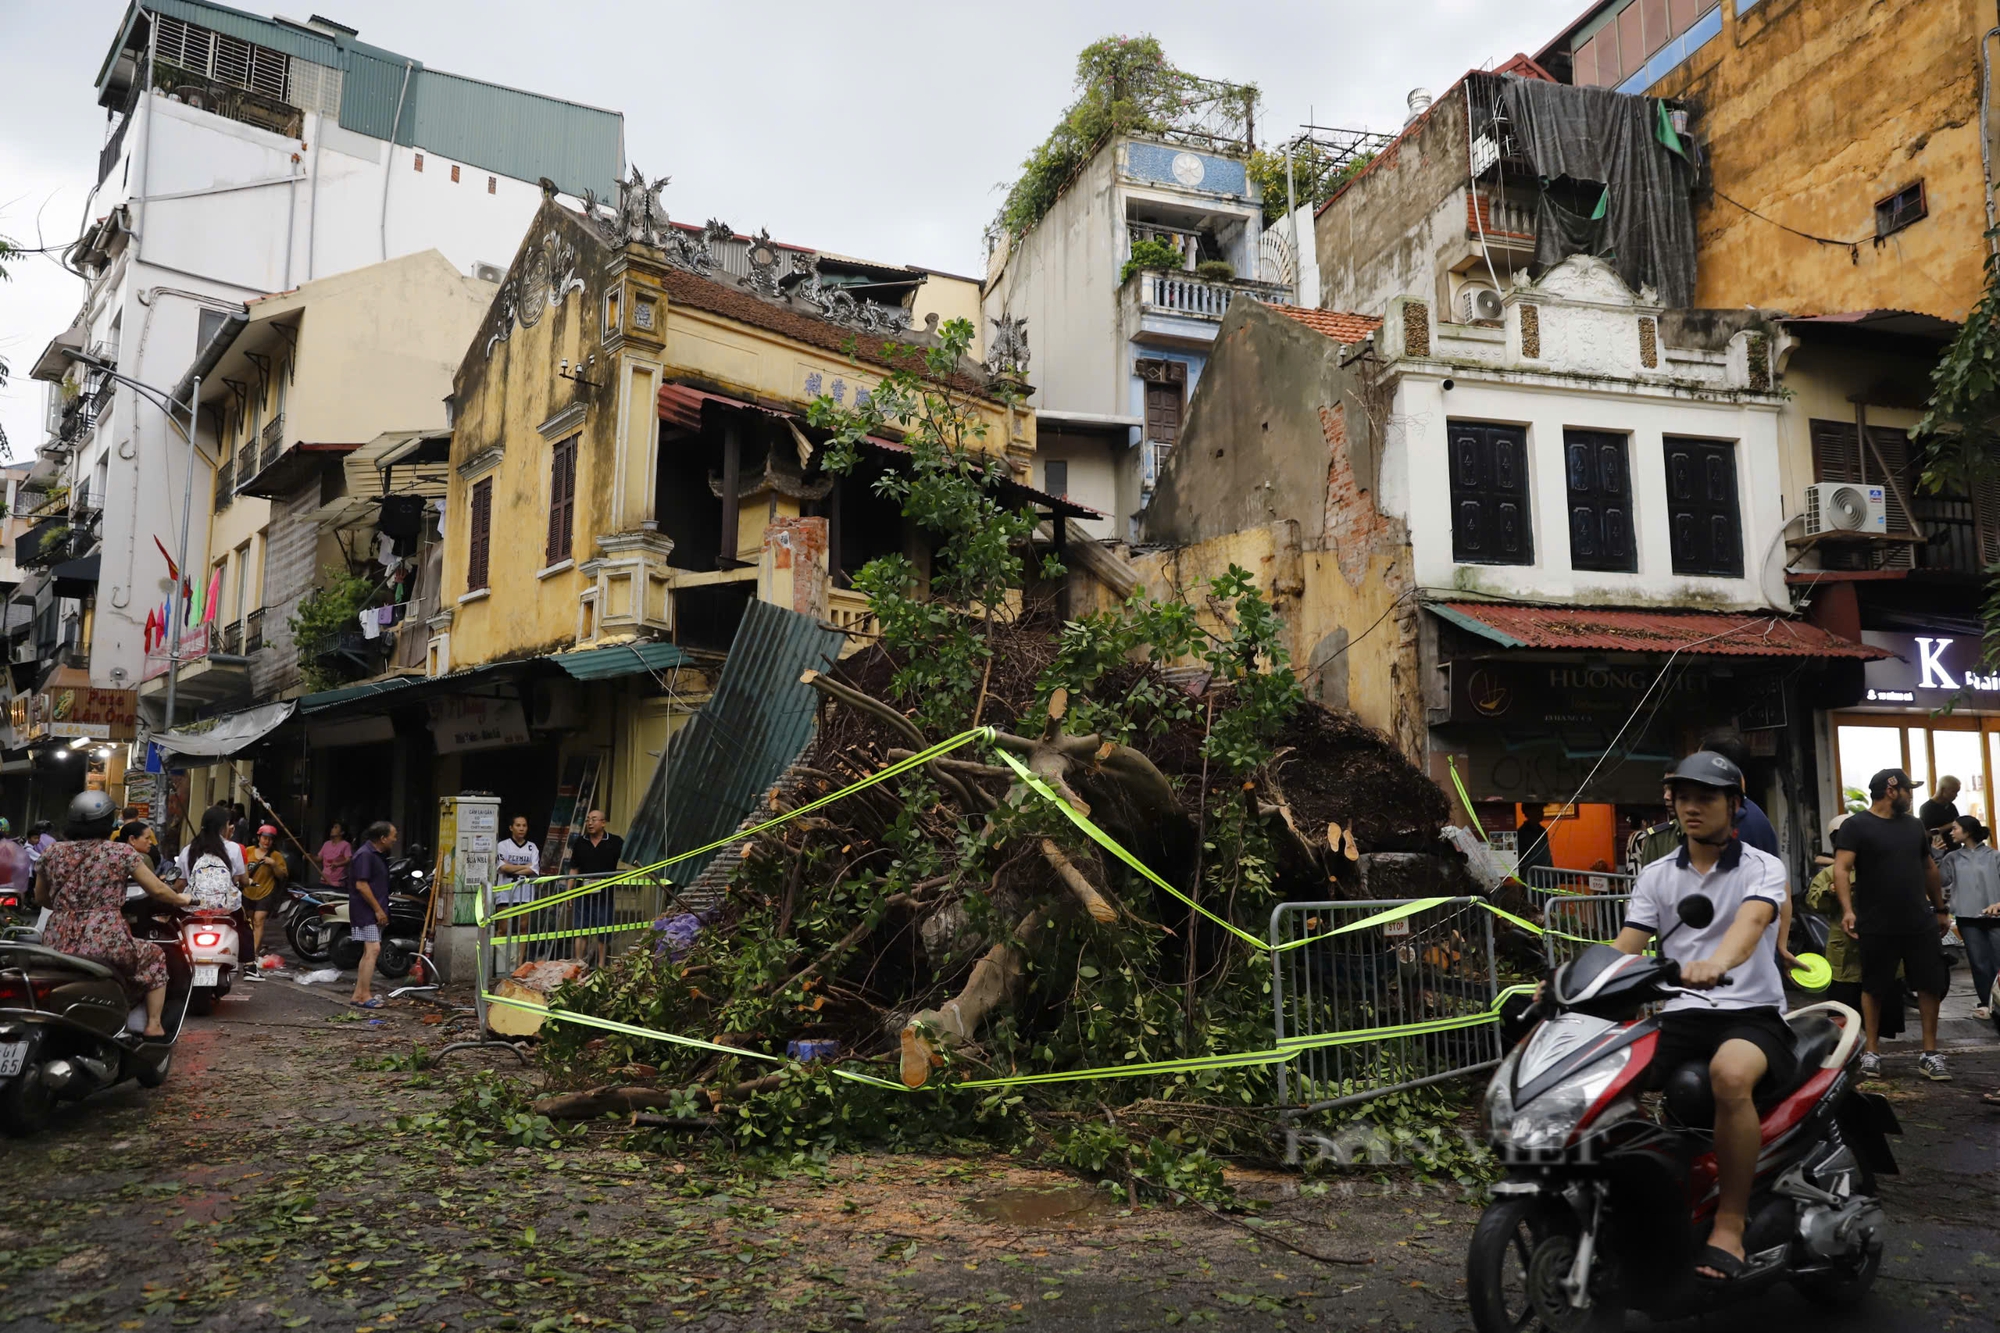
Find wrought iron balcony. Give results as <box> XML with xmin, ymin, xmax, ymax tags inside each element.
<box><xmin>152</xmin><ymin>61</ymin><xmax>303</xmax><ymax>140</ymax></box>
<box><xmin>245</xmin><ymin>607</ymin><xmax>265</xmax><ymax>653</ymax></box>
<box><xmin>16</xmin><ymin>517</ymin><xmax>74</xmax><ymax>569</ymax></box>
<box><xmin>219</xmin><ymin>620</ymin><xmax>244</xmax><ymax>656</ymax></box>
<box><xmin>213</xmin><ymin>454</ymin><xmax>234</xmax><ymax>511</ymax></box>
<box><xmin>259</xmin><ymin>413</ymin><xmax>285</xmax><ymax>474</ymax></box>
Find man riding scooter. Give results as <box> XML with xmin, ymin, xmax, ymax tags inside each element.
<box><xmin>1612</xmin><ymin>750</ymin><xmax>1792</xmax><ymax>1284</ymax></box>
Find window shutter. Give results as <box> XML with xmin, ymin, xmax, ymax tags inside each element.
<box><xmin>468</xmin><ymin>477</ymin><xmax>492</xmax><ymax>591</ymax></box>
<box><xmin>1663</xmin><ymin>437</ymin><xmax>1743</xmax><ymax>577</ymax></box>
<box><xmin>1563</xmin><ymin>429</ymin><xmax>1634</xmax><ymax>573</ymax></box>
<box><xmin>1449</xmin><ymin>421</ymin><xmax>1534</xmax><ymax>565</ymax></box>
<box><xmin>547</xmin><ymin>437</ymin><xmax>577</xmax><ymax>567</ymax></box>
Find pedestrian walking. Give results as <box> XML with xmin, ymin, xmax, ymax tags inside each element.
<box><xmin>1832</xmin><ymin>767</ymin><xmax>1953</xmax><ymax>1081</ymax></box>
<box><xmin>1940</xmin><ymin>814</ymin><xmax>2000</xmax><ymax>1020</ymax></box>
<box><xmin>348</xmin><ymin>821</ymin><xmax>396</xmax><ymax>1009</ymax></box>
<box><xmin>317</xmin><ymin>822</ymin><xmax>353</xmax><ymax>891</ymax></box>
<box><xmin>568</xmin><ymin>809</ymin><xmax>623</xmax><ymax>967</ymax></box>
<box><xmin>242</xmin><ymin>825</ymin><xmax>289</xmax><ymax>969</ymax></box>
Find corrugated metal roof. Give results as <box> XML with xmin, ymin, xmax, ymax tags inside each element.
<box><xmin>1428</xmin><ymin>602</ymin><xmax>1890</xmax><ymax>659</ymax></box>
<box><xmin>622</xmin><ymin>600</ymin><xmax>848</xmax><ymax>880</ymax></box>
<box><xmin>297</xmin><ymin>675</ymin><xmax>417</xmax><ymax>713</ymax></box>
<box><xmin>552</xmin><ymin>640</ymin><xmax>693</xmax><ymax>682</ymax></box>
<box><xmin>110</xmin><ymin>2</ymin><xmax>621</xmax><ymax>198</ymax></box>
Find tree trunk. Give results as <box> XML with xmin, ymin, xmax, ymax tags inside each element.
<box><xmin>900</xmin><ymin>906</ymin><xmax>1046</xmax><ymax>1088</ymax></box>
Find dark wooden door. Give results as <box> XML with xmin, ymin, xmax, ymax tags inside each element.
<box><xmin>1663</xmin><ymin>437</ymin><xmax>1742</xmax><ymax>577</ymax></box>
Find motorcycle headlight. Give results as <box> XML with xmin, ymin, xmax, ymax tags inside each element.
<box><xmin>1481</xmin><ymin>1050</ymin><xmax>1519</xmax><ymax>1142</ymax></box>
<box><xmin>1496</xmin><ymin>1045</ymin><xmax>1634</xmax><ymax>1153</ymax></box>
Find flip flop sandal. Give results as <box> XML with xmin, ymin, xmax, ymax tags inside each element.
<box><xmin>1695</xmin><ymin>1245</ymin><xmax>1747</xmax><ymax>1282</ymax></box>
<box><xmin>351</xmin><ymin>998</ymin><xmax>384</xmax><ymax>1010</ymax></box>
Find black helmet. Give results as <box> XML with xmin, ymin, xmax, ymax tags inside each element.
<box><xmin>1665</xmin><ymin>750</ymin><xmax>1745</xmax><ymax>795</ymax></box>
<box><xmin>65</xmin><ymin>790</ymin><xmax>118</xmax><ymax>838</ymax></box>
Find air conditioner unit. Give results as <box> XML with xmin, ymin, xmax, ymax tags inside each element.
<box><xmin>1803</xmin><ymin>481</ymin><xmax>1888</xmax><ymax>537</ymax></box>
<box><xmin>470</xmin><ymin>262</ymin><xmax>505</xmax><ymax>284</ymax></box>
<box><xmin>1460</xmin><ymin>284</ymin><xmax>1503</xmax><ymax>323</ymax></box>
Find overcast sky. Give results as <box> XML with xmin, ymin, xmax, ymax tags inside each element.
<box><xmin>0</xmin><ymin>0</ymin><xmax>1580</xmax><ymax>460</ymax></box>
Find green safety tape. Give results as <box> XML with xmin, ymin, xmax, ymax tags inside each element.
<box><xmin>478</xmin><ymin>727</ymin><xmax>998</xmax><ymax>926</ymax></box>
<box><xmin>1446</xmin><ymin>755</ymin><xmax>1488</xmax><ymax>841</ymax></box>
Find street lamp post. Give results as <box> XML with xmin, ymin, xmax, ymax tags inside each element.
<box><xmin>63</xmin><ymin>351</ymin><xmax>202</xmax><ymax>736</ymax></box>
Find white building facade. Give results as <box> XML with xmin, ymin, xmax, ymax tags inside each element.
<box><xmin>28</xmin><ymin>0</ymin><xmax>622</xmax><ymax>699</ymax></box>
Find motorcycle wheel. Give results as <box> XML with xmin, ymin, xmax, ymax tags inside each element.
<box><xmin>290</xmin><ymin>915</ymin><xmax>330</xmax><ymax>962</ymax></box>
<box><xmin>1792</xmin><ymin>1246</ymin><xmax>1883</xmax><ymax>1306</ymax></box>
<box><xmin>0</xmin><ymin>1071</ymin><xmax>54</xmax><ymax>1138</ymax></box>
<box><xmin>1466</xmin><ymin>1197</ymin><xmax>1623</xmax><ymax>1333</ymax></box>
<box><xmin>135</xmin><ymin>1047</ymin><xmax>172</xmax><ymax>1089</ymax></box>
<box><xmin>327</xmin><ymin>925</ymin><xmax>362</xmax><ymax>972</ymax></box>
<box><xmin>376</xmin><ymin>943</ymin><xmax>415</xmax><ymax>980</ymax></box>
<box><xmin>188</xmin><ymin>989</ymin><xmax>218</xmax><ymax>1018</ymax></box>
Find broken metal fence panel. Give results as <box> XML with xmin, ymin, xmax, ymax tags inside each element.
<box><xmin>1271</xmin><ymin>897</ymin><xmax>1503</xmax><ymax>1153</ymax></box>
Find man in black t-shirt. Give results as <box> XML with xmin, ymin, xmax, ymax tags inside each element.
<box><xmin>1919</xmin><ymin>775</ymin><xmax>1961</xmax><ymax>837</ymax></box>
<box><xmin>568</xmin><ymin>809</ymin><xmax>624</xmax><ymax>967</ymax></box>
<box><xmin>1832</xmin><ymin>767</ymin><xmax>1951</xmax><ymax>1081</ymax></box>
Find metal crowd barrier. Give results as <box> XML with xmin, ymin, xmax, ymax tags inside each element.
<box><xmin>1540</xmin><ymin>892</ymin><xmax>1636</xmax><ymax>971</ymax></box>
<box><xmin>472</xmin><ymin>871</ymin><xmax>681</xmax><ymax>1038</ymax></box>
<box><xmin>1521</xmin><ymin>864</ymin><xmax>1636</xmax><ymax>900</ymax></box>
<box><xmin>1271</xmin><ymin>897</ymin><xmax>1504</xmax><ymax>1160</ymax></box>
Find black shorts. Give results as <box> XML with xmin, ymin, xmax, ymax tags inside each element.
<box><xmin>1858</xmin><ymin>930</ymin><xmax>1949</xmax><ymax>1000</ymax></box>
<box><xmin>1648</xmin><ymin>1006</ymin><xmax>1798</xmax><ymax>1095</ymax></box>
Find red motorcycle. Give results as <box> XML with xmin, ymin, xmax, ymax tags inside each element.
<box><xmin>1467</xmin><ymin>893</ymin><xmax>1900</xmax><ymax>1331</ymax></box>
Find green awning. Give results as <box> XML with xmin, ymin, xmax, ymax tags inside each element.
<box><xmin>551</xmin><ymin>641</ymin><xmax>693</xmax><ymax>682</ymax></box>
<box><xmin>297</xmin><ymin>676</ymin><xmax>420</xmax><ymax>714</ymax></box>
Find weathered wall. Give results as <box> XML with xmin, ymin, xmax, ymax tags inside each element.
<box><xmin>1142</xmin><ymin>300</ymin><xmax>1356</xmax><ymax>545</ymax></box>
<box><xmin>983</xmin><ymin>146</ymin><xmax>1123</xmax><ymax>419</ymax></box>
<box><xmin>1772</xmin><ymin>335</ymin><xmax>1932</xmax><ymax>530</ymax></box>
<box><xmin>1313</xmin><ymin>93</ymin><xmax>1470</xmax><ymax>319</ymax></box>
<box><xmin>1654</xmin><ymin>0</ymin><xmax>1991</xmax><ymax>318</ymax></box>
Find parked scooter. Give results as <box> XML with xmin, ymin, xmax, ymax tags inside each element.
<box><xmin>283</xmin><ymin>884</ymin><xmax>342</xmax><ymax>963</ymax></box>
<box><xmin>0</xmin><ymin>910</ymin><xmax>189</xmax><ymax>1136</ymax></box>
<box><xmin>1466</xmin><ymin>893</ymin><xmax>1899</xmax><ymax>1331</ymax></box>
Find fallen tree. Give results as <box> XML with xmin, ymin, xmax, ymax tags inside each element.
<box><xmin>533</xmin><ymin>318</ymin><xmax>1474</xmax><ymax>1184</ymax></box>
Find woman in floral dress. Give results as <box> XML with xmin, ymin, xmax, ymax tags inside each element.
<box><xmin>34</xmin><ymin>794</ymin><xmax>190</xmax><ymax>1037</ymax></box>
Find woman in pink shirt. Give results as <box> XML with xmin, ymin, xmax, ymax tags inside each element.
<box><xmin>317</xmin><ymin>821</ymin><xmax>354</xmax><ymax>889</ymax></box>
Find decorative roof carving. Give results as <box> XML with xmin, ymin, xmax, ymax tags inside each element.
<box><xmin>985</xmin><ymin>313</ymin><xmax>1029</xmax><ymax>376</ymax></box>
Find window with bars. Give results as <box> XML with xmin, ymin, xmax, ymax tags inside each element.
<box><xmin>1663</xmin><ymin>436</ymin><xmax>1742</xmax><ymax>577</ymax></box>
<box><xmin>152</xmin><ymin>14</ymin><xmax>289</xmax><ymax>99</ymax></box>
<box><xmin>1875</xmin><ymin>183</ymin><xmax>1927</xmax><ymax>239</ymax></box>
<box><xmin>1448</xmin><ymin>420</ymin><xmax>1535</xmax><ymax>565</ymax></box>
<box><xmin>546</xmin><ymin>435</ymin><xmax>578</xmax><ymax>567</ymax></box>
<box><xmin>1813</xmin><ymin>417</ymin><xmax>2000</xmax><ymax>575</ymax></box>
<box><xmin>467</xmin><ymin>477</ymin><xmax>493</xmax><ymax>590</ymax></box>
<box><xmin>1563</xmin><ymin>429</ymin><xmax>1636</xmax><ymax>572</ymax></box>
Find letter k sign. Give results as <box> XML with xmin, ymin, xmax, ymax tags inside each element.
<box><xmin>1916</xmin><ymin>637</ymin><xmax>1958</xmax><ymax>690</ymax></box>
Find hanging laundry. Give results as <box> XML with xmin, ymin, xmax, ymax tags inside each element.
<box><xmin>376</xmin><ymin>604</ymin><xmax>393</xmax><ymax>627</ymax></box>
<box><xmin>359</xmin><ymin>609</ymin><xmax>380</xmax><ymax>640</ymax></box>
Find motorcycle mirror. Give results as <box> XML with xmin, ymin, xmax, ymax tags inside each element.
<box><xmin>1676</xmin><ymin>895</ymin><xmax>1716</xmax><ymax>929</ymax></box>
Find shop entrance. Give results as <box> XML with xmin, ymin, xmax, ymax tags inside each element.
<box><xmin>1833</xmin><ymin>712</ymin><xmax>1998</xmax><ymax>829</ymax></box>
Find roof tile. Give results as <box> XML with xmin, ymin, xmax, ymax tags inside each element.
<box><xmin>1430</xmin><ymin>601</ymin><xmax>1889</xmax><ymax>660</ymax></box>
<box><xmin>1263</xmin><ymin>303</ymin><xmax>1383</xmax><ymax>345</ymax></box>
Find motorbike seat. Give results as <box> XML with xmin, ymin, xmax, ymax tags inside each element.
<box><xmin>1662</xmin><ymin>1012</ymin><xmax>1845</xmax><ymax>1128</ymax></box>
<box><xmin>0</xmin><ymin>942</ymin><xmax>118</xmax><ymax>981</ymax></box>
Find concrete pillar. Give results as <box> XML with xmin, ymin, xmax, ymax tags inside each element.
<box><xmin>757</xmin><ymin>516</ymin><xmax>829</xmax><ymax>620</ymax></box>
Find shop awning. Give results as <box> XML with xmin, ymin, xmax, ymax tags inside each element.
<box><xmin>551</xmin><ymin>640</ymin><xmax>693</xmax><ymax>681</ymax></box>
<box><xmin>1427</xmin><ymin>602</ymin><xmax>1891</xmax><ymax>659</ymax></box>
<box><xmin>51</xmin><ymin>554</ymin><xmax>100</xmax><ymax>600</ymax></box>
<box><xmin>151</xmin><ymin>700</ymin><xmax>296</xmax><ymax>757</ymax></box>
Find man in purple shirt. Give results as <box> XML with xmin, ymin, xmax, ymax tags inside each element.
<box><xmin>348</xmin><ymin>821</ymin><xmax>396</xmax><ymax>1009</ymax></box>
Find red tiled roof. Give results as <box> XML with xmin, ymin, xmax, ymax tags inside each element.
<box><xmin>1429</xmin><ymin>602</ymin><xmax>1890</xmax><ymax>660</ymax></box>
<box><xmin>1264</xmin><ymin>303</ymin><xmax>1383</xmax><ymax>344</ymax></box>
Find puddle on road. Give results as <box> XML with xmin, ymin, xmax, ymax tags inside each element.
<box><xmin>966</xmin><ymin>1186</ymin><xmax>1115</xmax><ymax>1226</ymax></box>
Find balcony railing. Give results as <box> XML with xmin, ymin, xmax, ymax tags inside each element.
<box><xmin>1135</xmin><ymin>270</ymin><xmax>1240</xmax><ymax>320</ymax></box>
<box><xmin>245</xmin><ymin>608</ymin><xmax>265</xmax><ymax>653</ymax></box>
<box><xmin>219</xmin><ymin>620</ymin><xmax>244</xmax><ymax>656</ymax></box>
<box><xmin>213</xmin><ymin>455</ymin><xmax>234</xmax><ymax>511</ymax></box>
<box><xmin>16</xmin><ymin>517</ymin><xmax>74</xmax><ymax>569</ymax></box>
<box><xmin>826</xmin><ymin>586</ymin><xmax>879</xmax><ymax>647</ymax></box>
<box><xmin>259</xmin><ymin>413</ymin><xmax>285</xmax><ymax>474</ymax></box>
<box><xmin>1913</xmin><ymin>496</ymin><xmax>1980</xmax><ymax>576</ymax></box>
<box><xmin>152</xmin><ymin>61</ymin><xmax>303</xmax><ymax>140</ymax></box>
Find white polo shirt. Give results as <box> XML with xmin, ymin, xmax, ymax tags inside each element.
<box><xmin>1624</xmin><ymin>837</ymin><xmax>1788</xmax><ymax>1014</ymax></box>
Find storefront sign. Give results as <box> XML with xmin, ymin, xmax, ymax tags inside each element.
<box><xmin>1860</xmin><ymin>632</ymin><xmax>2000</xmax><ymax>707</ymax></box>
<box><xmin>12</xmin><ymin>681</ymin><xmax>138</xmax><ymax>741</ymax></box>
<box><xmin>1444</xmin><ymin>660</ymin><xmax>1704</xmax><ymax>726</ymax></box>
<box><xmin>428</xmin><ymin>696</ymin><xmax>531</xmax><ymax>753</ymax></box>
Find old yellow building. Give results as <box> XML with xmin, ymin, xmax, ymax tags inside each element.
<box><xmin>1538</xmin><ymin>0</ymin><xmax>1995</xmax><ymax>319</ymax></box>
<box><xmin>435</xmin><ymin>180</ymin><xmax>1047</xmax><ymax>840</ymax></box>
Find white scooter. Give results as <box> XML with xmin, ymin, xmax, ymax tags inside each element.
<box><xmin>125</xmin><ymin>876</ymin><xmax>240</xmax><ymax>1017</ymax></box>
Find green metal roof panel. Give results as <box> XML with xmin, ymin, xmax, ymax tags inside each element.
<box><xmin>622</xmin><ymin>602</ymin><xmax>849</xmax><ymax>880</ymax></box>
<box><xmin>336</xmin><ymin>47</ymin><xmax>420</xmax><ymax>142</ymax></box>
<box><xmin>298</xmin><ymin>675</ymin><xmax>417</xmax><ymax>713</ymax></box>
<box><xmin>404</xmin><ymin>69</ymin><xmax>622</xmax><ymax>199</ymax></box>
<box><xmin>553</xmin><ymin>640</ymin><xmax>693</xmax><ymax>682</ymax></box>
<box><xmin>137</xmin><ymin>0</ymin><xmax>342</xmax><ymax>66</ymax></box>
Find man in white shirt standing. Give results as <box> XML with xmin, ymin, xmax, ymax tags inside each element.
<box><xmin>1613</xmin><ymin>750</ymin><xmax>1793</xmax><ymax>1286</ymax></box>
<box><xmin>494</xmin><ymin>815</ymin><xmax>541</xmax><ymax>906</ymax></box>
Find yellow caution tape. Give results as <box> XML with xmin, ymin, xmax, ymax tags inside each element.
<box><xmin>1447</xmin><ymin>755</ymin><xmax>1488</xmax><ymax>841</ymax></box>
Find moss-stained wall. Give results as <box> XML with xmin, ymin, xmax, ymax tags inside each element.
<box><xmin>1655</xmin><ymin>0</ymin><xmax>1990</xmax><ymax>318</ymax></box>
